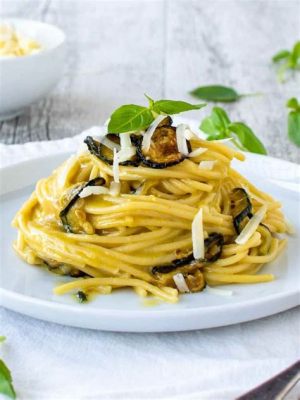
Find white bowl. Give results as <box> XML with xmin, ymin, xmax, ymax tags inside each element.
<box><xmin>0</xmin><ymin>19</ymin><xmax>66</xmax><ymax>121</ymax></box>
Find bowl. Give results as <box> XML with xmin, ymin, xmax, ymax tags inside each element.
<box><xmin>0</xmin><ymin>19</ymin><xmax>66</xmax><ymax>121</ymax></box>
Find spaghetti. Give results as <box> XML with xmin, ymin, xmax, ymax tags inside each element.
<box><xmin>12</xmin><ymin>119</ymin><xmax>288</xmax><ymax>303</ymax></box>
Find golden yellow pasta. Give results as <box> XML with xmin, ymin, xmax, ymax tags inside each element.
<box><xmin>12</xmin><ymin>122</ymin><xmax>288</xmax><ymax>304</ymax></box>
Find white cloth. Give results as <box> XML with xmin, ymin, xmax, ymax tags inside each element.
<box><xmin>0</xmin><ymin>135</ymin><xmax>299</xmax><ymax>400</ymax></box>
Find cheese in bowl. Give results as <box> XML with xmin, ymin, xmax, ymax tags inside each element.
<box><xmin>0</xmin><ymin>23</ymin><xmax>42</xmax><ymax>57</ymax></box>
<box><xmin>0</xmin><ymin>19</ymin><xmax>65</xmax><ymax>121</ymax></box>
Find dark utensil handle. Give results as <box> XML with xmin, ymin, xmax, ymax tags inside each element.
<box><xmin>236</xmin><ymin>360</ymin><xmax>300</xmax><ymax>400</ymax></box>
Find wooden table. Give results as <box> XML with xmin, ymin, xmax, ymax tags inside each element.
<box><xmin>1</xmin><ymin>0</ymin><xmax>299</xmax><ymax>163</ymax></box>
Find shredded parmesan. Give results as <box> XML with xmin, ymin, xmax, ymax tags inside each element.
<box><xmin>235</xmin><ymin>204</ymin><xmax>268</xmax><ymax>245</ymax></box>
<box><xmin>109</xmin><ymin>181</ymin><xmax>121</xmax><ymax>197</ymax></box>
<box><xmin>192</xmin><ymin>208</ymin><xmax>204</xmax><ymax>259</ymax></box>
<box><xmin>176</xmin><ymin>124</ymin><xmax>189</xmax><ymax>155</ymax></box>
<box><xmin>206</xmin><ymin>286</ymin><xmax>233</xmax><ymax>297</ymax></box>
<box><xmin>113</xmin><ymin>148</ymin><xmax>120</xmax><ymax>183</ymax></box>
<box><xmin>142</xmin><ymin>115</ymin><xmax>166</xmax><ymax>152</ymax></box>
<box><xmin>120</xmin><ymin>133</ymin><xmax>132</xmax><ymax>148</ymax></box>
<box><xmin>188</xmin><ymin>148</ymin><xmax>208</xmax><ymax>158</ymax></box>
<box><xmin>102</xmin><ymin>137</ymin><xmax>121</xmax><ymax>151</ymax></box>
<box><xmin>0</xmin><ymin>23</ymin><xmax>42</xmax><ymax>57</ymax></box>
<box><xmin>184</xmin><ymin>128</ymin><xmax>197</xmax><ymax>140</ymax></box>
<box><xmin>79</xmin><ymin>186</ymin><xmax>109</xmax><ymax>198</ymax></box>
<box><xmin>173</xmin><ymin>273</ymin><xmax>190</xmax><ymax>293</ymax></box>
<box><xmin>199</xmin><ymin>160</ymin><xmax>215</xmax><ymax>170</ymax></box>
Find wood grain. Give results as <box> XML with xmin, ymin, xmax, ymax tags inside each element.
<box><xmin>0</xmin><ymin>0</ymin><xmax>299</xmax><ymax>163</ymax></box>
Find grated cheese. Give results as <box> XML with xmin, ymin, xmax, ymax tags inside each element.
<box><xmin>176</xmin><ymin>124</ymin><xmax>189</xmax><ymax>155</ymax></box>
<box><xmin>235</xmin><ymin>204</ymin><xmax>268</xmax><ymax>245</ymax></box>
<box><xmin>102</xmin><ymin>137</ymin><xmax>121</xmax><ymax>151</ymax></box>
<box><xmin>0</xmin><ymin>23</ymin><xmax>42</xmax><ymax>57</ymax></box>
<box><xmin>109</xmin><ymin>181</ymin><xmax>121</xmax><ymax>197</ymax></box>
<box><xmin>184</xmin><ymin>127</ymin><xmax>197</xmax><ymax>140</ymax></box>
<box><xmin>173</xmin><ymin>273</ymin><xmax>190</xmax><ymax>293</ymax></box>
<box><xmin>188</xmin><ymin>148</ymin><xmax>208</xmax><ymax>158</ymax></box>
<box><xmin>192</xmin><ymin>208</ymin><xmax>204</xmax><ymax>259</ymax></box>
<box><xmin>120</xmin><ymin>132</ymin><xmax>132</xmax><ymax>148</ymax></box>
<box><xmin>79</xmin><ymin>186</ymin><xmax>109</xmax><ymax>198</ymax></box>
<box><xmin>142</xmin><ymin>115</ymin><xmax>166</xmax><ymax>152</ymax></box>
<box><xmin>113</xmin><ymin>148</ymin><xmax>120</xmax><ymax>183</ymax></box>
<box><xmin>199</xmin><ymin>160</ymin><xmax>215</xmax><ymax>170</ymax></box>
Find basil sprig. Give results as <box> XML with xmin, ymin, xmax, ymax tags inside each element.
<box><xmin>190</xmin><ymin>85</ymin><xmax>241</xmax><ymax>102</ymax></box>
<box><xmin>286</xmin><ymin>98</ymin><xmax>300</xmax><ymax>147</ymax></box>
<box><xmin>0</xmin><ymin>337</ymin><xmax>16</xmax><ymax>399</ymax></box>
<box><xmin>108</xmin><ymin>95</ymin><xmax>206</xmax><ymax>133</ymax></box>
<box><xmin>200</xmin><ymin>107</ymin><xmax>267</xmax><ymax>155</ymax></box>
<box><xmin>272</xmin><ymin>41</ymin><xmax>300</xmax><ymax>82</ymax></box>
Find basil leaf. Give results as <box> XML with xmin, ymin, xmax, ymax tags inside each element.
<box><xmin>200</xmin><ymin>116</ymin><xmax>218</xmax><ymax>135</ymax></box>
<box><xmin>211</xmin><ymin>107</ymin><xmax>231</xmax><ymax>131</ymax></box>
<box><xmin>0</xmin><ymin>337</ymin><xmax>5</xmax><ymax>343</ymax></box>
<box><xmin>152</xmin><ymin>100</ymin><xmax>205</xmax><ymax>115</ymax></box>
<box><xmin>272</xmin><ymin>50</ymin><xmax>290</xmax><ymax>63</ymax></box>
<box><xmin>286</xmin><ymin>97</ymin><xmax>299</xmax><ymax>110</ymax></box>
<box><xmin>272</xmin><ymin>41</ymin><xmax>300</xmax><ymax>82</ymax></box>
<box><xmin>229</xmin><ymin>122</ymin><xmax>267</xmax><ymax>154</ymax></box>
<box><xmin>108</xmin><ymin>105</ymin><xmax>154</xmax><ymax>133</ymax></box>
<box><xmin>0</xmin><ymin>360</ymin><xmax>16</xmax><ymax>399</ymax></box>
<box><xmin>144</xmin><ymin>93</ymin><xmax>155</xmax><ymax>109</ymax></box>
<box><xmin>200</xmin><ymin>107</ymin><xmax>230</xmax><ymax>136</ymax></box>
<box><xmin>190</xmin><ymin>85</ymin><xmax>240</xmax><ymax>102</ymax></box>
<box><xmin>290</xmin><ymin>41</ymin><xmax>300</xmax><ymax>66</ymax></box>
<box><xmin>288</xmin><ymin>111</ymin><xmax>300</xmax><ymax>146</ymax></box>
<box><xmin>287</xmin><ymin>98</ymin><xmax>300</xmax><ymax>147</ymax></box>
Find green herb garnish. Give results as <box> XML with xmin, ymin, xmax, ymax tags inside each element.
<box><xmin>272</xmin><ymin>41</ymin><xmax>300</xmax><ymax>82</ymax></box>
<box><xmin>190</xmin><ymin>85</ymin><xmax>241</xmax><ymax>102</ymax></box>
<box><xmin>0</xmin><ymin>336</ymin><xmax>16</xmax><ymax>399</ymax></box>
<box><xmin>108</xmin><ymin>95</ymin><xmax>206</xmax><ymax>133</ymax></box>
<box><xmin>76</xmin><ymin>291</ymin><xmax>88</xmax><ymax>303</ymax></box>
<box><xmin>200</xmin><ymin>107</ymin><xmax>267</xmax><ymax>155</ymax></box>
<box><xmin>0</xmin><ymin>360</ymin><xmax>16</xmax><ymax>399</ymax></box>
<box><xmin>286</xmin><ymin>98</ymin><xmax>300</xmax><ymax>146</ymax></box>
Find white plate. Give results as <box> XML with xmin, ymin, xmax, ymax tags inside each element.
<box><xmin>0</xmin><ymin>152</ymin><xmax>299</xmax><ymax>332</ymax></box>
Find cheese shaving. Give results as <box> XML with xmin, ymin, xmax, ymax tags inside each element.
<box><xmin>109</xmin><ymin>181</ymin><xmax>121</xmax><ymax>197</ymax></box>
<box><xmin>199</xmin><ymin>160</ymin><xmax>215</xmax><ymax>170</ymax></box>
<box><xmin>79</xmin><ymin>186</ymin><xmax>109</xmax><ymax>198</ymax></box>
<box><xmin>113</xmin><ymin>148</ymin><xmax>120</xmax><ymax>183</ymax></box>
<box><xmin>142</xmin><ymin>115</ymin><xmax>166</xmax><ymax>152</ymax></box>
<box><xmin>173</xmin><ymin>273</ymin><xmax>190</xmax><ymax>293</ymax></box>
<box><xmin>192</xmin><ymin>208</ymin><xmax>204</xmax><ymax>259</ymax></box>
<box><xmin>176</xmin><ymin>124</ymin><xmax>189</xmax><ymax>155</ymax></box>
<box><xmin>235</xmin><ymin>204</ymin><xmax>268</xmax><ymax>245</ymax></box>
<box><xmin>188</xmin><ymin>148</ymin><xmax>208</xmax><ymax>158</ymax></box>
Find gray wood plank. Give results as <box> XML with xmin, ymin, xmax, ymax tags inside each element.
<box><xmin>0</xmin><ymin>0</ymin><xmax>166</xmax><ymax>141</ymax></box>
<box><xmin>0</xmin><ymin>0</ymin><xmax>299</xmax><ymax>163</ymax></box>
<box><xmin>164</xmin><ymin>0</ymin><xmax>300</xmax><ymax>163</ymax></box>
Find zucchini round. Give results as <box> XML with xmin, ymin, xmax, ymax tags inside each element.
<box><xmin>132</xmin><ymin>125</ymin><xmax>190</xmax><ymax>169</ymax></box>
<box><xmin>230</xmin><ymin>188</ymin><xmax>253</xmax><ymax>234</ymax></box>
<box><xmin>152</xmin><ymin>233</ymin><xmax>224</xmax><ymax>275</ymax></box>
<box><xmin>60</xmin><ymin>177</ymin><xmax>105</xmax><ymax>233</ymax></box>
<box><xmin>84</xmin><ymin>135</ymin><xmax>139</xmax><ymax>166</ymax></box>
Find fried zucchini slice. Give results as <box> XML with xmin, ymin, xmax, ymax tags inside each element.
<box><xmin>230</xmin><ymin>188</ymin><xmax>253</xmax><ymax>234</ymax></box>
<box><xmin>59</xmin><ymin>177</ymin><xmax>105</xmax><ymax>233</ymax></box>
